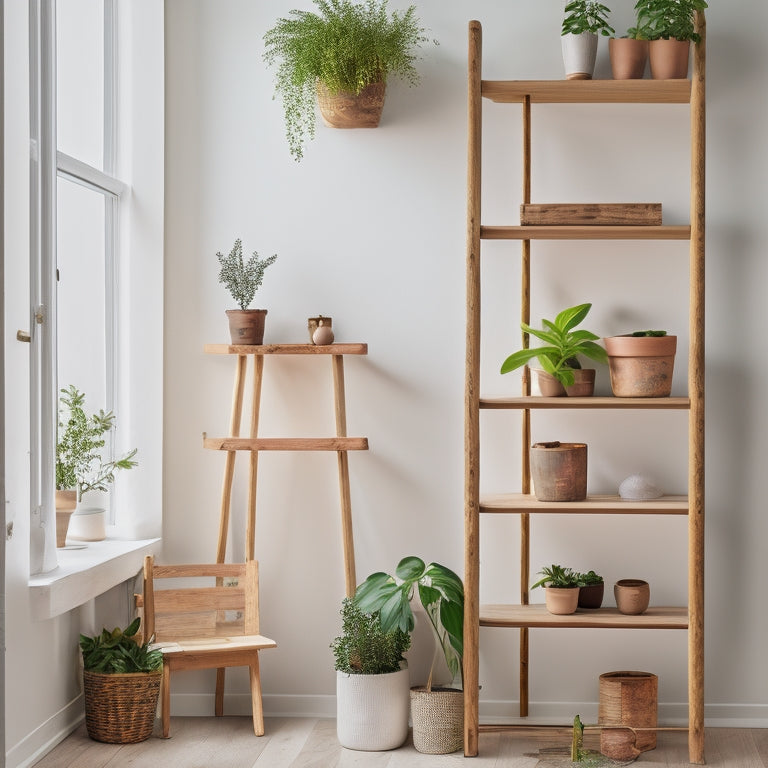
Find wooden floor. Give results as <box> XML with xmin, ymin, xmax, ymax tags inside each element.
<box><xmin>33</xmin><ymin>719</ymin><xmax>767</xmax><ymax>768</ymax></box>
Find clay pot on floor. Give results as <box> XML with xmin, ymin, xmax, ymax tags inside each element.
<box><xmin>530</xmin><ymin>442</ymin><xmax>587</xmax><ymax>502</ymax></box>
<box><xmin>609</xmin><ymin>37</ymin><xmax>649</xmax><ymax>79</ymax></box>
<box><xmin>226</xmin><ymin>309</ymin><xmax>267</xmax><ymax>345</ymax></box>
<box><xmin>649</xmin><ymin>38</ymin><xmax>690</xmax><ymax>79</ymax></box>
<box><xmin>534</xmin><ymin>369</ymin><xmax>596</xmax><ymax>397</ymax></box>
<box><xmin>604</xmin><ymin>334</ymin><xmax>677</xmax><ymax>397</ymax></box>
<box><xmin>55</xmin><ymin>489</ymin><xmax>77</xmax><ymax>548</ymax></box>
<box><xmin>614</xmin><ymin>579</ymin><xmax>650</xmax><ymax>615</ymax></box>
<box><xmin>599</xmin><ymin>671</ymin><xmax>658</xmax><ymax>760</ymax></box>
<box><xmin>545</xmin><ymin>586</ymin><xmax>580</xmax><ymax>615</ymax></box>
<box><xmin>316</xmin><ymin>81</ymin><xmax>386</xmax><ymax>129</ymax></box>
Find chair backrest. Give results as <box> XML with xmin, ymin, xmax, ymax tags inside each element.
<box><xmin>141</xmin><ymin>556</ymin><xmax>261</xmax><ymax>643</ymax></box>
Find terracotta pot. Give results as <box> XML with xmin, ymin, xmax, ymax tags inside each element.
<box><xmin>578</xmin><ymin>582</ymin><xmax>605</xmax><ymax>609</ymax></box>
<box><xmin>609</xmin><ymin>38</ymin><xmax>649</xmax><ymax>79</ymax></box>
<box><xmin>614</xmin><ymin>579</ymin><xmax>650</xmax><ymax>615</ymax></box>
<box><xmin>226</xmin><ymin>309</ymin><xmax>267</xmax><ymax>345</ymax></box>
<box><xmin>316</xmin><ymin>81</ymin><xmax>386</xmax><ymax>129</ymax></box>
<box><xmin>561</xmin><ymin>32</ymin><xmax>598</xmax><ymax>80</ymax></box>
<box><xmin>599</xmin><ymin>671</ymin><xmax>658</xmax><ymax>759</ymax></box>
<box><xmin>604</xmin><ymin>334</ymin><xmax>677</xmax><ymax>397</ymax></box>
<box><xmin>55</xmin><ymin>489</ymin><xmax>77</xmax><ymax>548</ymax></box>
<box><xmin>545</xmin><ymin>586</ymin><xmax>580</xmax><ymax>615</ymax></box>
<box><xmin>530</xmin><ymin>441</ymin><xmax>587</xmax><ymax>502</ymax></box>
<box><xmin>534</xmin><ymin>368</ymin><xmax>595</xmax><ymax>397</ymax></box>
<box><xmin>649</xmin><ymin>38</ymin><xmax>690</xmax><ymax>79</ymax></box>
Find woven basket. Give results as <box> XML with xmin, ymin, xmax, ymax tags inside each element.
<box><xmin>83</xmin><ymin>669</ymin><xmax>162</xmax><ymax>743</ymax></box>
<box><xmin>410</xmin><ymin>686</ymin><xmax>463</xmax><ymax>754</ymax></box>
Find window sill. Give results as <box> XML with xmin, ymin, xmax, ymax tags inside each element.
<box><xmin>28</xmin><ymin>536</ymin><xmax>161</xmax><ymax>620</ymax></box>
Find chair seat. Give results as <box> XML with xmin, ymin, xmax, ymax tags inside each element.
<box><xmin>152</xmin><ymin>634</ymin><xmax>276</xmax><ymax>654</ymax></box>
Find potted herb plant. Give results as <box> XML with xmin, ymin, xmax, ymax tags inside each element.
<box><xmin>633</xmin><ymin>0</ymin><xmax>707</xmax><ymax>79</ymax></box>
<box><xmin>79</xmin><ymin>617</ymin><xmax>163</xmax><ymax>743</ymax></box>
<box><xmin>609</xmin><ymin>25</ymin><xmax>650</xmax><ymax>79</ymax></box>
<box><xmin>331</xmin><ymin>597</ymin><xmax>411</xmax><ymax>751</ymax></box>
<box><xmin>263</xmin><ymin>0</ymin><xmax>433</xmax><ymax>161</ymax></box>
<box><xmin>500</xmin><ymin>303</ymin><xmax>608</xmax><ymax>397</ymax></box>
<box><xmin>217</xmin><ymin>238</ymin><xmax>277</xmax><ymax>345</ymax></box>
<box><xmin>603</xmin><ymin>329</ymin><xmax>677</xmax><ymax>397</ymax></box>
<box><xmin>576</xmin><ymin>569</ymin><xmax>605</xmax><ymax>609</ymax></box>
<box><xmin>561</xmin><ymin>1</ymin><xmax>615</xmax><ymax>80</ymax></box>
<box><xmin>531</xmin><ymin>564</ymin><xmax>581</xmax><ymax>615</ymax></box>
<box><xmin>56</xmin><ymin>385</ymin><xmax>138</xmax><ymax>547</ymax></box>
<box><xmin>355</xmin><ymin>556</ymin><xmax>464</xmax><ymax>754</ymax></box>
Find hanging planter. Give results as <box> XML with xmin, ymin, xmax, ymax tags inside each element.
<box><xmin>316</xmin><ymin>81</ymin><xmax>386</xmax><ymax>129</ymax></box>
<box><xmin>604</xmin><ymin>332</ymin><xmax>677</xmax><ymax>397</ymax></box>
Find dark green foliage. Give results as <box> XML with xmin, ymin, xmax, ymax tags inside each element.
<box><xmin>576</xmin><ymin>569</ymin><xmax>604</xmax><ymax>586</ymax></box>
<box><xmin>633</xmin><ymin>0</ymin><xmax>708</xmax><ymax>43</ymax></box>
<box><xmin>531</xmin><ymin>564</ymin><xmax>581</xmax><ymax>590</ymax></box>
<box><xmin>80</xmin><ymin>618</ymin><xmax>163</xmax><ymax>674</ymax></box>
<box><xmin>216</xmin><ymin>238</ymin><xmax>277</xmax><ymax>310</ymax></box>
<box><xmin>562</xmin><ymin>1</ymin><xmax>615</xmax><ymax>36</ymax></box>
<box><xmin>631</xmin><ymin>329</ymin><xmax>668</xmax><ymax>337</ymax></box>
<box><xmin>331</xmin><ymin>598</ymin><xmax>411</xmax><ymax>675</ymax></box>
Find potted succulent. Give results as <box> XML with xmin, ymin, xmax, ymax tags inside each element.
<box><xmin>561</xmin><ymin>1</ymin><xmax>615</xmax><ymax>80</ymax></box>
<box><xmin>331</xmin><ymin>597</ymin><xmax>411</xmax><ymax>751</ymax></box>
<box><xmin>531</xmin><ymin>564</ymin><xmax>581</xmax><ymax>615</ymax></box>
<box><xmin>609</xmin><ymin>25</ymin><xmax>649</xmax><ymax>79</ymax></box>
<box><xmin>500</xmin><ymin>303</ymin><xmax>608</xmax><ymax>397</ymax></box>
<box><xmin>576</xmin><ymin>569</ymin><xmax>605</xmax><ymax>609</ymax></box>
<box><xmin>603</xmin><ymin>329</ymin><xmax>677</xmax><ymax>397</ymax></box>
<box><xmin>56</xmin><ymin>385</ymin><xmax>138</xmax><ymax>547</ymax></box>
<box><xmin>217</xmin><ymin>238</ymin><xmax>277</xmax><ymax>345</ymax></box>
<box><xmin>79</xmin><ymin>617</ymin><xmax>163</xmax><ymax>743</ymax></box>
<box><xmin>263</xmin><ymin>0</ymin><xmax>433</xmax><ymax>161</ymax></box>
<box><xmin>355</xmin><ymin>556</ymin><xmax>464</xmax><ymax>755</ymax></box>
<box><xmin>633</xmin><ymin>0</ymin><xmax>708</xmax><ymax>79</ymax></box>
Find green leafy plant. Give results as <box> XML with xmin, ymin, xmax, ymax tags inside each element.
<box><xmin>562</xmin><ymin>1</ymin><xmax>615</xmax><ymax>36</ymax></box>
<box><xmin>631</xmin><ymin>329</ymin><xmax>668</xmax><ymax>337</ymax></box>
<box><xmin>216</xmin><ymin>238</ymin><xmax>277</xmax><ymax>311</ymax></box>
<box><xmin>633</xmin><ymin>0</ymin><xmax>707</xmax><ymax>43</ymax></box>
<box><xmin>531</xmin><ymin>564</ymin><xmax>581</xmax><ymax>590</ymax></box>
<box><xmin>355</xmin><ymin>556</ymin><xmax>464</xmax><ymax>689</ymax></box>
<box><xmin>576</xmin><ymin>569</ymin><xmax>604</xmax><ymax>586</ymax></box>
<box><xmin>56</xmin><ymin>385</ymin><xmax>138</xmax><ymax>501</ymax></box>
<box><xmin>263</xmin><ymin>0</ymin><xmax>433</xmax><ymax>160</ymax></box>
<box><xmin>500</xmin><ymin>302</ymin><xmax>608</xmax><ymax>388</ymax></box>
<box><xmin>331</xmin><ymin>597</ymin><xmax>411</xmax><ymax>675</ymax></box>
<box><xmin>79</xmin><ymin>618</ymin><xmax>162</xmax><ymax>674</ymax></box>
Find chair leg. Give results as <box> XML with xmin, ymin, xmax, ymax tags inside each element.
<box><xmin>215</xmin><ymin>668</ymin><xmax>226</xmax><ymax>717</ymax></box>
<box><xmin>249</xmin><ymin>654</ymin><xmax>265</xmax><ymax>736</ymax></box>
<box><xmin>161</xmin><ymin>662</ymin><xmax>172</xmax><ymax>738</ymax></box>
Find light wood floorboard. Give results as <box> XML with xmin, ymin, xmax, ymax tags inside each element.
<box><xmin>32</xmin><ymin>720</ymin><xmax>766</xmax><ymax>768</ymax></box>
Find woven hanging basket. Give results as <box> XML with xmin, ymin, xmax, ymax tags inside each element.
<box><xmin>410</xmin><ymin>686</ymin><xmax>464</xmax><ymax>754</ymax></box>
<box><xmin>83</xmin><ymin>669</ymin><xmax>162</xmax><ymax>743</ymax></box>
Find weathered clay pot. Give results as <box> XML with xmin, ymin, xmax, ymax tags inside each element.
<box><xmin>534</xmin><ymin>369</ymin><xmax>595</xmax><ymax>397</ymax></box>
<box><xmin>55</xmin><ymin>489</ymin><xmax>77</xmax><ymax>548</ymax></box>
<box><xmin>316</xmin><ymin>81</ymin><xmax>386</xmax><ymax>129</ymax></box>
<box><xmin>226</xmin><ymin>309</ymin><xmax>267</xmax><ymax>345</ymax></box>
<box><xmin>609</xmin><ymin>37</ymin><xmax>649</xmax><ymax>79</ymax></box>
<box><xmin>649</xmin><ymin>38</ymin><xmax>690</xmax><ymax>79</ymax></box>
<box><xmin>614</xmin><ymin>579</ymin><xmax>650</xmax><ymax>615</ymax></box>
<box><xmin>599</xmin><ymin>671</ymin><xmax>658</xmax><ymax>759</ymax></box>
<box><xmin>530</xmin><ymin>442</ymin><xmax>587</xmax><ymax>502</ymax></box>
<box><xmin>545</xmin><ymin>586</ymin><xmax>580</xmax><ymax>615</ymax></box>
<box><xmin>604</xmin><ymin>334</ymin><xmax>677</xmax><ymax>397</ymax></box>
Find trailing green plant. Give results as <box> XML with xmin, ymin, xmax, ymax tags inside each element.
<box><xmin>576</xmin><ymin>569</ymin><xmax>604</xmax><ymax>586</ymax></box>
<box><xmin>500</xmin><ymin>302</ymin><xmax>608</xmax><ymax>388</ymax></box>
<box><xmin>263</xmin><ymin>0</ymin><xmax>433</xmax><ymax>160</ymax></box>
<box><xmin>354</xmin><ymin>556</ymin><xmax>464</xmax><ymax>689</ymax></box>
<box><xmin>562</xmin><ymin>1</ymin><xmax>615</xmax><ymax>36</ymax></box>
<box><xmin>531</xmin><ymin>564</ymin><xmax>581</xmax><ymax>590</ymax></box>
<box><xmin>56</xmin><ymin>385</ymin><xmax>138</xmax><ymax>501</ymax></box>
<box><xmin>216</xmin><ymin>238</ymin><xmax>277</xmax><ymax>310</ymax></box>
<box><xmin>80</xmin><ymin>617</ymin><xmax>162</xmax><ymax>674</ymax></box>
<box><xmin>633</xmin><ymin>0</ymin><xmax>707</xmax><ymax>43</ymax></box>
<box><xmin>331</xmin><ymin>597</ymin><xmax>411</xmax><ymax>675</ymax></box>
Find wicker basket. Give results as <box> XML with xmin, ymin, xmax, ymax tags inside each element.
<box><xmin>410</xmin><ymin>686</ymin><xmax>464</xmax><ymax>754</ymax></box>
<box><xmin>83</xmin><ymin>669</ymin><xmax>162</xmax><ymax>743</ymax></box>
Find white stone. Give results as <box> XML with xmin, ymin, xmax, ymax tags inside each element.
<box><xmin>619</xmin><ymin>474</ymin><xmax>663</xmax><ymax>500</ymax></box>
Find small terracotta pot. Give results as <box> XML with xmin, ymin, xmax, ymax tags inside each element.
<box><xmin>609</xmin><ymin>37</ymin><xmax>649</xmax><ymax>79</ymax></box>
<box><xmin>534</xmin><ymin>369</ymin><xmax>595</xmax><ymax>397</ymax></box>
<box><xmin>578</xmin><ymin>582</ymin><xmax>605</xmax><ymax>609</ymax></box>
<box><xmin>649</xmin><ymin>38</ymin><xmax>691</xmax><ymax>79</ymax></box>
<box><xmin>614</xmin><ymin>579</ymin><xmax>650</xmax><ymax>615</ymax></box>
<box><xmin>604</xmin><ymin>334</ymin><xmax>677</xmax><ymax>397</ymax></box>
<box><xmin>226</xmin><ymin>309</ymin><xmax>267</xmax><ymax>345</ymax></box>
<box><xmin>316</xmin><ymin>81</ymin><xmax>386</xmax><ymax>129</ymax></box>
<box><xmin>55</xmin><ymin>489</ymin><xmax>77</xmax><ymax>548</ymax></box>
<box><xmin>530</xmin><ymin>442</ymin><xmax>587</xmax><ymax>502</ymax></box>
<box><xmin>545</xmin><ymin>586</ymin><xmax>580</xmax><ymax>615</ymax></box>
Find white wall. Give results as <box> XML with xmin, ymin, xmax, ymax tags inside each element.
<box><xmin>161</xmin><ymin>0</ymin><xmax>768</xmax><ymax>728</ymax></box>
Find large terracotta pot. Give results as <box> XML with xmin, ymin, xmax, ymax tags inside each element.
<box><xmin>649</xmin><ymin>38</ymin><xmax>690</xmax><ymax>79</ymax></box>
<box><xmin>609</xmin><ymin>37</ymin><xmax>649</xmax><ymax>79</ymax></box>
<box><xmin>604</xmin><ymin>334</ymin><xmax>677</xmax><ymax>397</ymax></box>
<box><xmin>530</xmin><ymin>442</ymin><xmax>587</xmax><ymax>501</ymax></box>
<box><xmin>226</xmin><ymin>309</ymin><xmax>267</xmax><ymax>345</ymax></box>
<box><xmin>316</xmin><ymin>81</ymin><xmax>386</xmax><ymax>129</ymax></box>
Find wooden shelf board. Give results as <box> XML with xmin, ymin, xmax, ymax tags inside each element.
<box><xmin>480</xmin><ymin>396</ymin><xmax>690</xmax><ymax>410</ymax></box>
<box><xmin>479</xmin><ymin>604</ymin><xmax>688</xmax><ymax>629</ymax></box>
<box><xmin>203</xmin><ymin>437</ymin><xmax>368</xmax><ymax>451</ymax></box>
<box><xmin>480</xmin><ymin>225</ymin><xmax>690</xmax><ymax>240</ymax></box>
<box><xmin>480</xmin><ymin>493</ymin><xmax>688</xmax><ymax>515</ymax></box>
<box><xmin>204</xmin><ymin>343</ymin><xmax>368</xmax><ymax>355</ymax></box>
<box><xmin>481</xmin><ymin>79</ymin><xmax>691</xmax><ymax>104</ymax></box>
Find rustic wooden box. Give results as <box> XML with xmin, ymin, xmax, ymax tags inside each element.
<box><xmin>520</xmin><ymin>203</ymin><xmax>662</xmax><ymax>226</ymax></box>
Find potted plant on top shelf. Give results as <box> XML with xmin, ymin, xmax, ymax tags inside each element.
<box><xmin>633</xmin><ymin>0</ymin><xmax>708</xmax><ymax>79</ymax></box>
<box><xmin>263</xmin><ymin>0</ymin><xmax>434</xmax><ymax>161</ymax></box>
<box><xmin>609</xmin><ymin>24</ymin><xmax>650</xmax><ymax>80</ymax></box>
<box><xmin>355</xmin><ymin>556</ymin><xmax>464</xmax><ymax>754</ymax></box>
<box><xmin>500</xmin><ymin>302</ymin><xmax>608</xmax><ymax>397</ymax></box>
<box><xmin>561</xmin><ymin>1</ymin><xmax>615</xmax><ymax>80</ymax></box>
<box><xmin>217</xmin><ymin>238</ymin><xmax>277</xmax><ymax>346</ymax></box>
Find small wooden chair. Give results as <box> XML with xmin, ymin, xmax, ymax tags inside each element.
<box><xmin>137</xmin><ymin>555</ymin><xmax>276</xmax><ymax>737</ymax></box>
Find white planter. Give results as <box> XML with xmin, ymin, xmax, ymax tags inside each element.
<box><xmin>68</xmin><ymin>507</ymin><xmax>106</xmax><ymax>541</ymax></box>
<box><xmin>561</xmin><ymin>32</ymin><xmax>598</xmax><ymax>79</ymax></box>
<box><xmin>336</xmin><ymin>667</ymin><xmax>410</xmax><ymax>751</ymax></box>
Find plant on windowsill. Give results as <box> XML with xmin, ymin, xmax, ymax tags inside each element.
<box><xmin>561</xmin><ymin>1</ymin><xmax>615</xmax><ymax>80</ymax></box>
<box><xmin>55</xmin><ymin>385</ymin><xmax>138</xmax><ymax>547</ymax></box>
<box><xmin>355</xmin><ymin>556</ymin><xmax>464</xmax><ymax>754</ymax></box>
<box><xmin>79</xmin><ymin>617</ymin><xmax>163</xmax><ymax>744</ymax></box>
<box><xmin>500</xmin><ymin>302</ymin><xmax>608</xmax><ymax>397</ymax></box>
<box><xmin>263</xmin><ymin>0</ymin><xmax>434</xmax><ymax>161</ymax></box>
<box><xmin>531</xmin><ymin>564</ymin><xmax>582</xmax><ymax>615</ymax></box>
<box><xmin>217</xmin><ymin>237</ymin><xmax>277</xmax><ymax>346</ymax></box>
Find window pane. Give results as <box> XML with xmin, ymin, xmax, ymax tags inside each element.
<box><xmin>57</xmin><ymin>0</ymin><xmax>104</xmax><ymax>168</ymax></box>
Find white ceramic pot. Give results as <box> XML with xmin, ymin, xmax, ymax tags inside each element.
<box><xmin>336</xmin><ymin>667</ymin><xmax>410</xmax><ymax>751</ymax></box>
<box><xmin>561</xmin><ymin>32</ymin><xmax>598</xmax><ymax>79</ymax></box>
<box><xmin>68</xmin><ymin>507</ymin><xmax>106</xmax><ymax>541</ymax></box>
